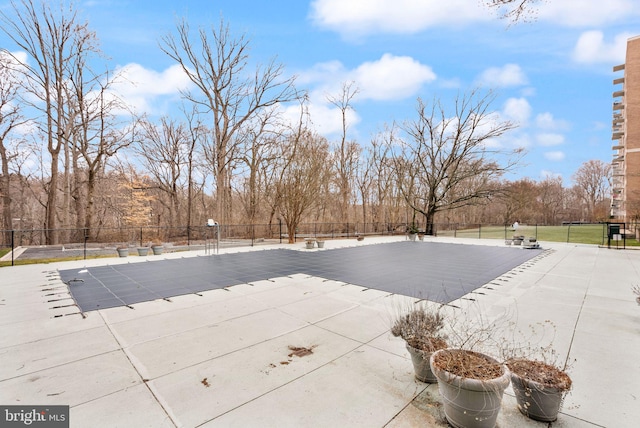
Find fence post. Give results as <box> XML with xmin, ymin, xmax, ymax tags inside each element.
<box><xmin>478</xmin><ymin>223</ymin><xmax>481</xmax><ymax>239</ymax></box>
<box><xmin>11</xmin><ymin>229</ymin><xmax>15</xmax><ymax>266</ymax></box>
<box><xmin>83</xmin><ymin>228</ymin><xmax>88</xmax><ymax>260</ymax></box>
<box><xmin>567</xmin><ymin>223</ymin><xmax>571</xmax><ymax>243</ymax></box>
<box><xmin>139</xmin><ymin>227</ymin><xmax>143</xmax><ymax>247</ymax></box>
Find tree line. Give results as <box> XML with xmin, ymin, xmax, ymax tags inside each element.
<box><xmin>0</xmin><ymin>0</ymin><xmax>611</xmax><ymax>246</ymax></box>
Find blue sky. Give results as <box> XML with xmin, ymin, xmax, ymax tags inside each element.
<box><xmin>3</xmin><ymin>0</ymin><xmax>640</xmax><ymax>184</ymax></box>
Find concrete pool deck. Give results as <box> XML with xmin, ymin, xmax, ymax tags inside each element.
<box><xmin>0</xmin><ymin>236</ymin><xmax>638</xmax><ymax>427</ymax></box>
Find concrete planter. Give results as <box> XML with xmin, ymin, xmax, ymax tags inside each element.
<box><xmin>406</xmin><ymin>344</ymin><xmax>437</xmax><ymax>383</ymax></box>
<box><xmin>151</xmin><ymin>245</ymin><xmax>163</xmax><ymax>255</ymax></box>
<box><xmin>316</xmin><ymin>240</ymin><xmax>325</xmax><ymax>248</ymax></box>
<box><xmin>137</xmin><ymin>247</ymin><xmax>149</xmax><ymax>256</ymax></box>
<box><xmin>430</xmin><ymin>349</ymin><xmax>510</xmax><ymax>428</ymax></box>
<box><xmin>507</xmin><ymin>360</ymin><xmax>571</xmax><ymax>422</ymax></box>
<box><xmin>117</xmin><ymin>248</ymin><xmax>129</xmax><ymax>257</ymax></box>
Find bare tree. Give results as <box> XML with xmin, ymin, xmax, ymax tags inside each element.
<box><xmin>160</xmin><ymin>18</ymin><xmax>297</xmax><ymax>226</ymax></box>
<box><xmin>538</xmin><ymin>176</ymin><xmax>565</xmax><ymax>224</ymax></box>
<box><xmin>391</xmin><ymin>91</ymin><xmax>522</xmax><ymax>235</ymax></box>
<box><xmin>68</xmin><ymin>63</ymin><xmax>133</xmax><ymax>238</ymax></box>
<box><xmin>235</xmin><ymin>106</ymin><xmax>283</xmax><ymax>225</ymax></box>
<box><xmin>182</xmin><ymin>105</ymin><xmax>209</xmax><ymax>230</ymax></box>
<box><xmin>572</xmin><ymin>159</ymin><xmax>611</xmax><ymax>222</ymax></box>
<box><xmin>354</xmin><ymin>144</ymin><xmax>372</xmax><ymax>227</ymax></box>
<box><xmin>135</xmin><ymin>116</ymin><xmax>191</xmax><ymax>230</ymax></box>
<box><xmin>485</xmin><ymin>0</ymin><xmax>543</xmax><ymax>22</ymax></box>
<box><xmin>327</xmin><ymin>81</ymin><xmax>359</xmax><ymax>228</ymax></box>
<box><xmin>498</xmin><ymin>178</ymin><xmax>539</xmax><ymax>224</ymax></box>
<box><xmin>1</xmin><ymin>0</ymin><xmax>99</xmax><ymax>244</ymax></box>
<box><xmin>0</xmin><ymin>53</ymin><xmax>28</xmax><ymax>242</ymax></box>
<box><xmin>275</xmin><ymin>129</ymin><xmax>331</xmax><ymax>243</ymax></box>
<box><xmin>369</xmin><ymin>131</ymin><xmax>396</xmax><ymax>228</ymax></box>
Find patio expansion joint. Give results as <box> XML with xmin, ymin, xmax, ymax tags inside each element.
<box><xmin>562</xmin><ymin>276</ymin><xmax>592</xmax><ymax>372</ymax></box>
<box><xmin>0</xmin><ymin>345</ymin><xmax>126</xmax><ymax>384</ymax></box>
<box><xmin>96</xmin><ymin>310</ymin><xmax>179</xmax><ymax>427</ymax></box>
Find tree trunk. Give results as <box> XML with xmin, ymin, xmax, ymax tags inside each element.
<box><xmin>425</xmin><ymin>210</ymin><xmax>436</xmax><ymax>236</ymax></box>
<box><xmin>287</xmin><ymin>221</ymin><xmax>296</xmax><ymax>244</ymax></box>
<box><xmin>84</xmin><ymin>168</ymin><xmax>97</xmax><ymax>239</ymax></box>
<box><xmin>46</xmin><ymin>152</ymin><xmax>59</xmax><ymax>245</ymax></box>
<box><xmin>0</xmin><ymin>144</ymin><xmax>12</xmax><ymax>244</ymax></box>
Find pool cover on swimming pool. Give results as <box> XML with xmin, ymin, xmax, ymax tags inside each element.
<box><xmin>58</xmin><ymin>241</ymin><xmax>543</xmax><ymax>312</ymax></box>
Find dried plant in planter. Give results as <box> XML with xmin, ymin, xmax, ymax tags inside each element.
<box><xmin>633</xmin><ymin>285</ymin><xmax>640</xmax><ymax>305</ymax></box>
<box><xmin>429</xmin><ymin>348</ymin><xmax>510</xmax><ymax>428</ymax></box>
<box><xmin>431</xmin><ymin>348</ymin><xmax>504</xmax><ymax>380</ymax></box>
<box><xmin>425</xmin><ymin>304</ymin><xmax>516</xmax><ymax>427</ymax></box>
<box><xmin>391</xmin><ymin>306</ymin><xmax>448</xmax><ymax>383</ymax></box>
<box><xmin>507</xmin><ymin>359</ymin><xmax>572</xmax><ymax>389</ymax></box>
<box><xmin>502</xmin><ymin>321</ymin><xmax>573</xmax><ymax>422</ymax></box>
<box><xmin>506</xmin><ymin>358</ymin><xmax>572</xmax><ymax>422</ymax></box>
<box><xmin>391</xmin><ymin>306</ymin><xmax>448</xmax><ymax>351</ymax></box>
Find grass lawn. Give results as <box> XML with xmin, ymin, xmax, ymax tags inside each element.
<box><xmin>438</xmin><ymin>224</ymin><xmax>640</xmax><ymax>247</ymax></box>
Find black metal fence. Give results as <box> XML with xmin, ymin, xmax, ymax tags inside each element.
<box><xmin>0</xmin><ymin>221</ymin><xmax>406</xmax><ymax>248</ymax></box>
<box><xmin>1</xmin><ymin>221</ymin><xmax>635</xmax><ymax>266</ymax></box>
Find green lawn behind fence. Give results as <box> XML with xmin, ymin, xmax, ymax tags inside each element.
<box><xmin>438</xmin><ymin>224</ymin><xmax>639</xmax><ymax>246</ymax></box>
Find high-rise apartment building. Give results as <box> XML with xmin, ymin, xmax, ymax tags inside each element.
<box><xmin>612</xmin><ymin>36</ymin><xmax>640</xmax><ymax>222</ymax></box>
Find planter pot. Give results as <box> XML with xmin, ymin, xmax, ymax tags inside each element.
<box><xmin>510</xmin><ymin>372</ymin><xmax>565</xmax><ymax>422</ymax></box>
<box><xmin>305</xmin><ymin>240</ymin><xmax>315</xmax><ymax>249</ymax></box>
<box><xmin>418</xmin><ymin>235</ymin><xmax>424</xmax><ymax>241</ymax></box>
<box><xmin>137</xmin><ymin>247</ymin><xmax>149</xmax><ymax>256</ymax></box>
<box><xmin>117</xmin><ymin>248</ymin><xmax>129</xmax><ymax>257</ymax></box>
<box><xmin>316</xmin><ymin>241</ymin><xmax>325</xmax><ymax>248</ymax></box>
<box><xmin>507</xmin><ymin>360</ymin><xmax>571</xmax><ymax>422</ymax></box>
<box><xmin>356</xmin><ymin>236</ymin><xmax>364</xmax><ymax>241</ymax></box>
<box><xmin>151</xmin><ymin>245</ymin><xmax>163</xmax><ymax>255</ymax></box>
<box><xmin>406</xmin><ymin>344</ymin><xmax>437</xmax><ymax>383</ymax></box>
<box><xmin>430</xmin><ymin>349</ymin><xmax>510</xmax><ymax>428</ymax></box>
<box><xmin>408</xmin><ymin>233</ymin><xmax>417</xmax><ymax>241</ymax></box>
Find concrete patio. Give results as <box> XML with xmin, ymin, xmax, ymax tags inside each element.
<box><xmin>0</xmin><ymin>236</ymin><xmax>638</xmax><ymax>427</ymax></box>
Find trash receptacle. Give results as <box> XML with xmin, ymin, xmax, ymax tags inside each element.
<box><xmin>608</xmin><ymin>224</ymin><xmax>620</xmax><ymax>239</ymax></box>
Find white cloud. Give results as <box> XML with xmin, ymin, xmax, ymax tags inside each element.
<box><xmin>309</xmin><ymin>0</ymin><xmax>492</xmax><ymax>37</ymax></box>
<box><xmin>353</xmin><ymin>54</ymin><xmax>436</xmax><ymax>100</ymax></box>
<box><xmin>310</xmin><ymin>0</ymin><xmax>640</xmax><ymax>38</ymax></box>
<box><xmin>537</xmin><ymin>0</ymin><xmax>638</xmax><ymax>27</ymax></box>
<box><xmin>572</xmin><ymin>31</ymin><xmax>631</xmax><ymax>64</ymax></box>
<box><xmin>477</xmin><ymin>64</ymin><xmax>527</xmax><ymax>88</ymax></box>
<box><xmin>299</xmin><ymin>54</ymin><xmax>435</xmax><ymax>103</ymax></box>
<box><xmin>280</xmin><ymin>101</ymin><xmax>361</xmax><ymax>136</ymax></box>
<box><xmin>502</xmin><ymin>97</ymin><xmax>531</xmax><ymax>126</ymax></box>
<box><xmin>508</xmin><ymin>134</ymin><xmax>533</xmax><ymax>149</ymax></box>
<box><xmin>109</xmin><ymin>63</ymin><xmax>193</xmax><ymax>115</ymax></box>
<box><xmin>535</xmin><ymin>113</ymin><xmax>571</xmax><ymax>131</ymax></box>
<box><xmin>544</xmin><ymin>151</ymin><xmax>566</xmax><ymax>162</ymax></box>
<box><xmin>536</xmin><ymin>133</ymin><xmax>565</xmax><ymax>147</ymax></box>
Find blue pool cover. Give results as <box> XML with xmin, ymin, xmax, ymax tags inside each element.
<box><xmin>58</xmin><ymin>241</ymin><xmax>543</xmax><ymax>312</ymax></box>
